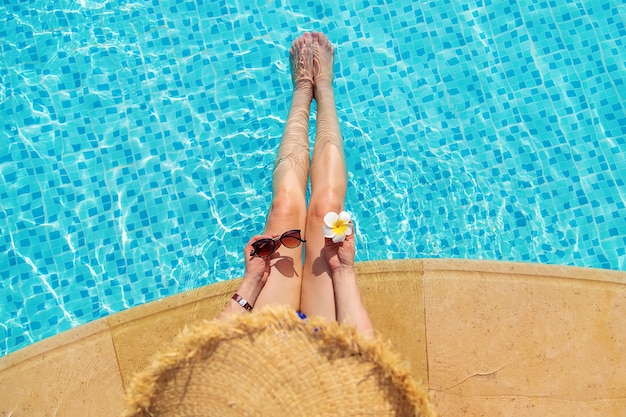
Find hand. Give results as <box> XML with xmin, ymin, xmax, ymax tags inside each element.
<box><xmin>243</xmin><ymin>234</ymin><xmax>273</xmax><ymax>286</ymax></box>
<box><xmin>323</xmin><ymin>227</ymin><xmax>355</xmax><ymax>273</ymax></box>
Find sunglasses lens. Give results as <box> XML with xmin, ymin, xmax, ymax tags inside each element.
<box><xmin>281</xmin><ymin>230</ymin><xmax>303</xmax><ymax>248</ymax></box>
<box><xmin>253</xmin><ymin>239</ymin><xmax>276</xmax><ymax>257</ymax></box>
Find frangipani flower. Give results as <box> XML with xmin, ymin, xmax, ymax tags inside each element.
<box><xmin>322</xmin><ymin>211</ymin><xmax>353</xmax><ymax>243</ymax></box>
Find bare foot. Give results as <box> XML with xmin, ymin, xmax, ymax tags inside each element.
<box><xmin>312</xmin><ymin>31</ymin><xmax>335</xmax><ymax>91</ymax></box>
<box><xmin>289</xmin><ymin>32</ymin><xmax>313</xmax><ymax>90</ymax></box>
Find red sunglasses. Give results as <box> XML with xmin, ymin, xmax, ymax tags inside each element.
<box><xmin>250</xmin><ymin>230</ymin><xmax>306</xmax><ymax>258</ymax></box>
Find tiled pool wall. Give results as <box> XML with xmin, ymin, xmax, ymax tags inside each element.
<box><xmin>0</xmin><ymin>0</ymin><xmax>625</xmax><ymax>356</ymax></box>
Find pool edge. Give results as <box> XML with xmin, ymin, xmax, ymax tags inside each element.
<box><xmin>1</xmin><ymin>259</ymin><xmax>625</xmax><ymax>416</ymax></box>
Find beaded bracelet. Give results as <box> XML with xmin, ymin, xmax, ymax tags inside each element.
<box><xmin>232</xmin><ymin>293</ymin><xmax>253</xmax><ymax>311</ymax></box>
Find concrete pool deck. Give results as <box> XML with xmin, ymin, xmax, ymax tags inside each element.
<box><xmin>1</xmin><ymin>259</ymin><xmax>625</xmax><ymax>416</ymax></box>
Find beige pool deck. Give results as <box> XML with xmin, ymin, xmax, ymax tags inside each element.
<box><xmin>1</xmin><ymin>259</ymin><xmax>625</xmax><ymax>416</ymax></box>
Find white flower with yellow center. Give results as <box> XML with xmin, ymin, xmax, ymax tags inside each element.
<box><xmin>322</xmin><ymin>211</ymin><xmax>353</xmax><ymax>243</ymax></box>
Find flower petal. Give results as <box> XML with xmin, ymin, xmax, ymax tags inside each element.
<box><xmin>337</xmin><ymin>211</ymin><xmax>351</xmax><ymax>223</ymax></box>
<box><xmin>322</xmin><ymin>224</ymin><xmax>335</xmax><ymax>238</ymax></box>
<box><xmin>345</xmin><ymin>223</ymin><xmax>353</xmax><ymax>236</ymax></box>
<box><xmin>333</xmin><ymin>221</ymin><xmax>347</xmax><ymax>235</ymax></box>
<box><xmin>323</xmin><ymin>211</ymin><xmax>339</xmax><ymax>227</ymax></box>
<box><xmin>332</xmin><ymin>233</ymin><xmax>345</xmax><ymax>243</ymax></box>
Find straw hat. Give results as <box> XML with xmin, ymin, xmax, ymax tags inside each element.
<box><xmin>122</xmin><ymin>306</ymin><xmax>436</xmax><ymax>417</ymax></box>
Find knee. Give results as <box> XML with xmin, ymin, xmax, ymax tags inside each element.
<box><xmin>307</xmin><ymin>188</ymin><xmax>345</xmax><ymax>222</ymax></box>
<box><xmin>269</xmin><ymin>188</ymin><xmax>306</xmax><ymax>222</ymax></box>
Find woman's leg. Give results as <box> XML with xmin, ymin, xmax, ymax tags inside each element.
<box><xmin>300</xmin><ymin>32</ymin><xmax>346</xmax><ymax>320</ymax></box>
<box><xmin>254</xmin><ymin>33</ymin><xmax>313</xmax><ymax>310</ymax></box>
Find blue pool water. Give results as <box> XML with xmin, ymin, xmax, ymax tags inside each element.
<box><xmin>1</xmin><ymin>0</ymin><xmax>625</xmax><ymax>356</ymax></box>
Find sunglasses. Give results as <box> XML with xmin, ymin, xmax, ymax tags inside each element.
<box><xmin>250</xmin><ymin>229</ymin><xmax>306</xmax><ymax>258</ymax></box>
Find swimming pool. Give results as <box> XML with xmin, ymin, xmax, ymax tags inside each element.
<box><xmin>1</xmin><ymin>0</ymin><xmax>624</xmax><ymax>356</ymax></box>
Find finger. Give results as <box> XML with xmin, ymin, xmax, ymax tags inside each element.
<box><xmin>248</xmin><ymin>234</ymin><xmax>267</xmax><ymax>243</ymax></box>
<box><xmin>246</xmin><ymin>234</ymin><xmax>274</xmax><ymax>250</ymax></box>
<box><xmin>250</xmin><ymin>233</ymin><xmax>280</xmax><ymax>243</ymax></box>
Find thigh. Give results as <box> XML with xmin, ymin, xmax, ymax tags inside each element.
<box><xmin>253</xmin><ymin>195</ymin><xmax>306</xmax><ymax>310</ymax></box>
<box><xmin>300</xmin><ymin>201</ymin><xmax>340</xmax><ymax>321</ymax></box>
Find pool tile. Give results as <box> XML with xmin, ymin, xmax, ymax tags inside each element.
<box><xmin>1</xmin><ymin>0</ymin><xmax>625</xmax><ymax>356</ymax></box>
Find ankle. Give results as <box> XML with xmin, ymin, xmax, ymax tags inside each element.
<box><xmin>293</xmin><ymin>82</ymin><xmax>314</xmax><ymax>98</ymax></box>
<box><xmin>313</xmin><ymin>83</ymin><xmax>334</xmax><ymax>100</ymax></box>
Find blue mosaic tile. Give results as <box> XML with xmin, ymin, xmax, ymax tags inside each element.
<box><xmin>1</xmin><ymin>0</ymin><xmax>625</xmax><ymax>356</ymax></box>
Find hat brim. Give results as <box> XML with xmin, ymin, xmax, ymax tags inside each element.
<box><xmin>122</xmin><ymin>306</ymin><xmax>436</xmax><ymax>417</ymax></box>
